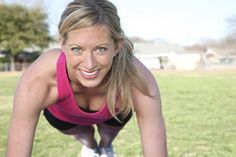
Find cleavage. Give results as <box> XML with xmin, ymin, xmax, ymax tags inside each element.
<box><xmin>74</xmin><ymin>93</ymin><xmax>105</xmax><ymax>112</ymax></box>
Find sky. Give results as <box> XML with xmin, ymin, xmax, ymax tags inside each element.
<box><xmin>4</xmin><ymin>0</ymin><xmax>236</xmax><ymax>46</ymax></box>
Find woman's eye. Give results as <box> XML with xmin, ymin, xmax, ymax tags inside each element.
<box><xmin>71</xmin><ymin>47</ymin><xmax>82</xmax><ymax>55</ymax></box>
<box><xmin>96</xmin><ymin>47</ymin><xmax>107</xmax><ymax>54</ymax></box>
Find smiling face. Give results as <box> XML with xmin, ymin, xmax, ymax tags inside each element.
<box><xmin>61</xmin><ymin>25</ymin><xmax>119</xmax><ymax>89</ymax></box>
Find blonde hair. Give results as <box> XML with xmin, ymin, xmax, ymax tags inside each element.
<box><xmin>58</xmin><ymin>0</ymin><xmax>150</xmax><ymax>119</ymax></box>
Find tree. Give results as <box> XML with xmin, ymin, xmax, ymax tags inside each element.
<box><xmin>227</xmin><ymin>15</ymin><xmax>236</xmax><ymax>36</ymax></box>
<box><xmin>0</xmin><ymin>4</ymin><xmax>52</xmax><ymax>71</ymax></box>
<box><xmin>223</xmin><ymin>15</ymin><xmax>236</xmax><ymax>47</ymax></box>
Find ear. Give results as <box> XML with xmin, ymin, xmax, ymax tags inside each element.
<box><xmin>59</xmin><ymin>37</ymin><xmax>66</xmax><ymax>51</ymax></box>
<box><xmin>114</xmin><ymin>39</ymin><xmax>124</xmax><ymax>56</ymax></box>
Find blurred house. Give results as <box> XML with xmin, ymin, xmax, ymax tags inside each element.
<box><xmin>0</xmin><ymin>50</ymin><xmax>40</xmax><ymax>71</ymax></box>
<box><xmin>134</xmin><ymin>41</ymin><xmax>201</xmax><ymax>70</ymax></box>
<box><xmin>134</xmin><ymin>40</ymin><xmax>236</xmax><ymax>70</ymax></box>
<box><xmin>203</xmin><ymin>47</ymin><xmax>236</xmax><ymax>69</ymax></box>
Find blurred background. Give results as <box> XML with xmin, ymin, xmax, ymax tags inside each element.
<box><xmin>0</xmin><ymin>0</ymin><xmax>236</xmax><ymax>71</ymax></box>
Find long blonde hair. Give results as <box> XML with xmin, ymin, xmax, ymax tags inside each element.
<box><xmin>58</xmin><ymin>0</ymin><xmax>150</xmax><ymax>119</ymax></box>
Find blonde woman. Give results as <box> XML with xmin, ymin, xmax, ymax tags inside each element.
<box><xmin>6</xmin><ymin>0</ymin><xmax>167</xmax><ymax>157</ymax></box>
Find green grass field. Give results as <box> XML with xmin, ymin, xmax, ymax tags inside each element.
<box><xmin>1</xmin><ymin>70</ymin><xmax>236</xmax><ymax>157</ymax></box>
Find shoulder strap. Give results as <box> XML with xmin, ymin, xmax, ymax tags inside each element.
<box><xmin>56</xmin><ymin>52</ymin><xmax>71</xmax><ymax>100</ymax></box>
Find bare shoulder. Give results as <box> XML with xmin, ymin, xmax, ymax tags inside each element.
<box><xmin>131</xmin><ymin>56</ymin><xmax>162</xmax><ymax>115</ymax></box>
<box><xmin>28</xmin><ymin>48</ymin><xmax>62</xmax><ymax>72</ymax></box>
<box><xmin>21</xmin><ymin>48</ymin><xmax>61</xmax><ymax>86</ymax></box>
<box><xmin>15</xmin><ymin>48</ymin><xmax>62</xmax><ymax>109</ymax></box>
<box><xmin>132</xmin><ymin>56</ymin><xmax>160</xmax><ymax>96</ymax></box>
<box><xmin>24</xmin><ymin>48</ymin><xmax>61</xmax><ymax>75</ymax></box>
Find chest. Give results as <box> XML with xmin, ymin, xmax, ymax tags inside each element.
<box><xmin>74</xmin><ymin>93</ymin><xmax>106</xmax><ymax>112</ymax></box>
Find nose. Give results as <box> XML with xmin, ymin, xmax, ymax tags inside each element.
<box><xmin>83</xmin><ymin>52</ymin><xmax>96</xmax><ymax>70</ymax></box>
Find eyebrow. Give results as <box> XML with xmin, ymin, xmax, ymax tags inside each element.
<box><xmin>68</xmin><ymin>44</ymin><xmax>81</xmax><ymax>47</ymax></box>
<box><xmin>68</xmin><ymin>43</ymin><xmax>111</xmax><ymax>47</ymax></box>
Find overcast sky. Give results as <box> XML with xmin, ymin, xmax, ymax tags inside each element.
<box><xmin>4</xmin><ymin>0</ymin><xmax>236</xmax><ymax>46</ymax></box>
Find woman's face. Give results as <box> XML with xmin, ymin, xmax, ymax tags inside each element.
<box><xmin>61</xmin><ymin>25</ymin><xmax>119</xmax><ymax>89</ymax></box>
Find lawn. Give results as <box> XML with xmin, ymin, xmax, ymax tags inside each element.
<box><xmin>0</xmin><ymin>70</ymin><xmax>236</xmax><ymax>157</ymax></box>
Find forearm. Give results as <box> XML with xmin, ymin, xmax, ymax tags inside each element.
<box><xmin>6</xmin><ymin>113</ymin><xmax>39</xmax><ymax>157</ymax></box>
<box><xmin>136</xmin><ymin>107</ymin><xmax>168</xmax><ymax>157</ymax></box>
<box><xmin>7</xmin><ymin>137</ymin><xmax>33</xmax><ymax>157</ymax></box>
<box><xmin>140</xmin><ymin>123</ymin><xmax>168</xmax><ymax>157</ymax></box>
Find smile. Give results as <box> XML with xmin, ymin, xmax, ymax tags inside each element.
<box><xmin>80</xmin><ymin>70</ymin><xmax>99</xmax><ymax>78</ymax></box>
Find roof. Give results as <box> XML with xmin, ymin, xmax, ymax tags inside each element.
<box><xmin>208</xmin><ymin>47</ymin><xmax>236</xmax><ymax>56</ymax></box>
<box><xmin>133</xmin><ymin>41</ymin><xmax>184</xmax><ymax>55</ymax></box>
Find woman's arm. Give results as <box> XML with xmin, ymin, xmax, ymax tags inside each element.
<box><xmin>6</xmin><ymin>50</ymin><xmax>59</xmax><ymax>157</ymax></box>
<box><xmin>132</xmin><ymin>57</ymin><xmax>168</xmax><ymax>157</ymax></box>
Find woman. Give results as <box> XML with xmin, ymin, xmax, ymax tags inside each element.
<box><xmin>6</xmin><ymin>0</ymin><xmax>167</xmax><ymax>157</ymax></box>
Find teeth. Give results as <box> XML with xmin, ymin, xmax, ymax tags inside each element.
<box><xmin>81</xmin><ymin>70</ymin><xmax>98</xmax><ymax>76</ymax></box>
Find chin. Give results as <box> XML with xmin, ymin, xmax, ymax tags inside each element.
<box><xmin>80</xmin><ymin>80</ymin><xmax>103</xmax><ymax>88</ymax></box>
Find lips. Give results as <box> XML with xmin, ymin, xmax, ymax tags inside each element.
<box><xmin>80</xmin><ymin>69</ymin><xmax>99</xmax><ymax>79</ymax></box>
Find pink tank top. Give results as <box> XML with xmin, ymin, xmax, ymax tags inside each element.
<box><xmin>47</xmin><ymin>52</ymin><xmax>113</xmax><ymax>125</ymax></box>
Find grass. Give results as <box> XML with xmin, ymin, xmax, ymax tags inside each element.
<box><xmin>0</xmin><ymin>70</ymin><xmax>236</xmax><ymax>157</ymax></box>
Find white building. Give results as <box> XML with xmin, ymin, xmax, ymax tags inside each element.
<box><xmin>133</xmin><ymin>41</ymin><xmax>201</xmax><ymax>70</ymax></box>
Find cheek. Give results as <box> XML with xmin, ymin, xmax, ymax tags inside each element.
<box><xmin>65</xmin><ymin>54</ymin><xmax>80</xmax><ymax>68</ymax></box>
<box><xmin>100</xmin><ymin>55</ymin><xmax>114</xmax><ymax>67</ymax></box>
